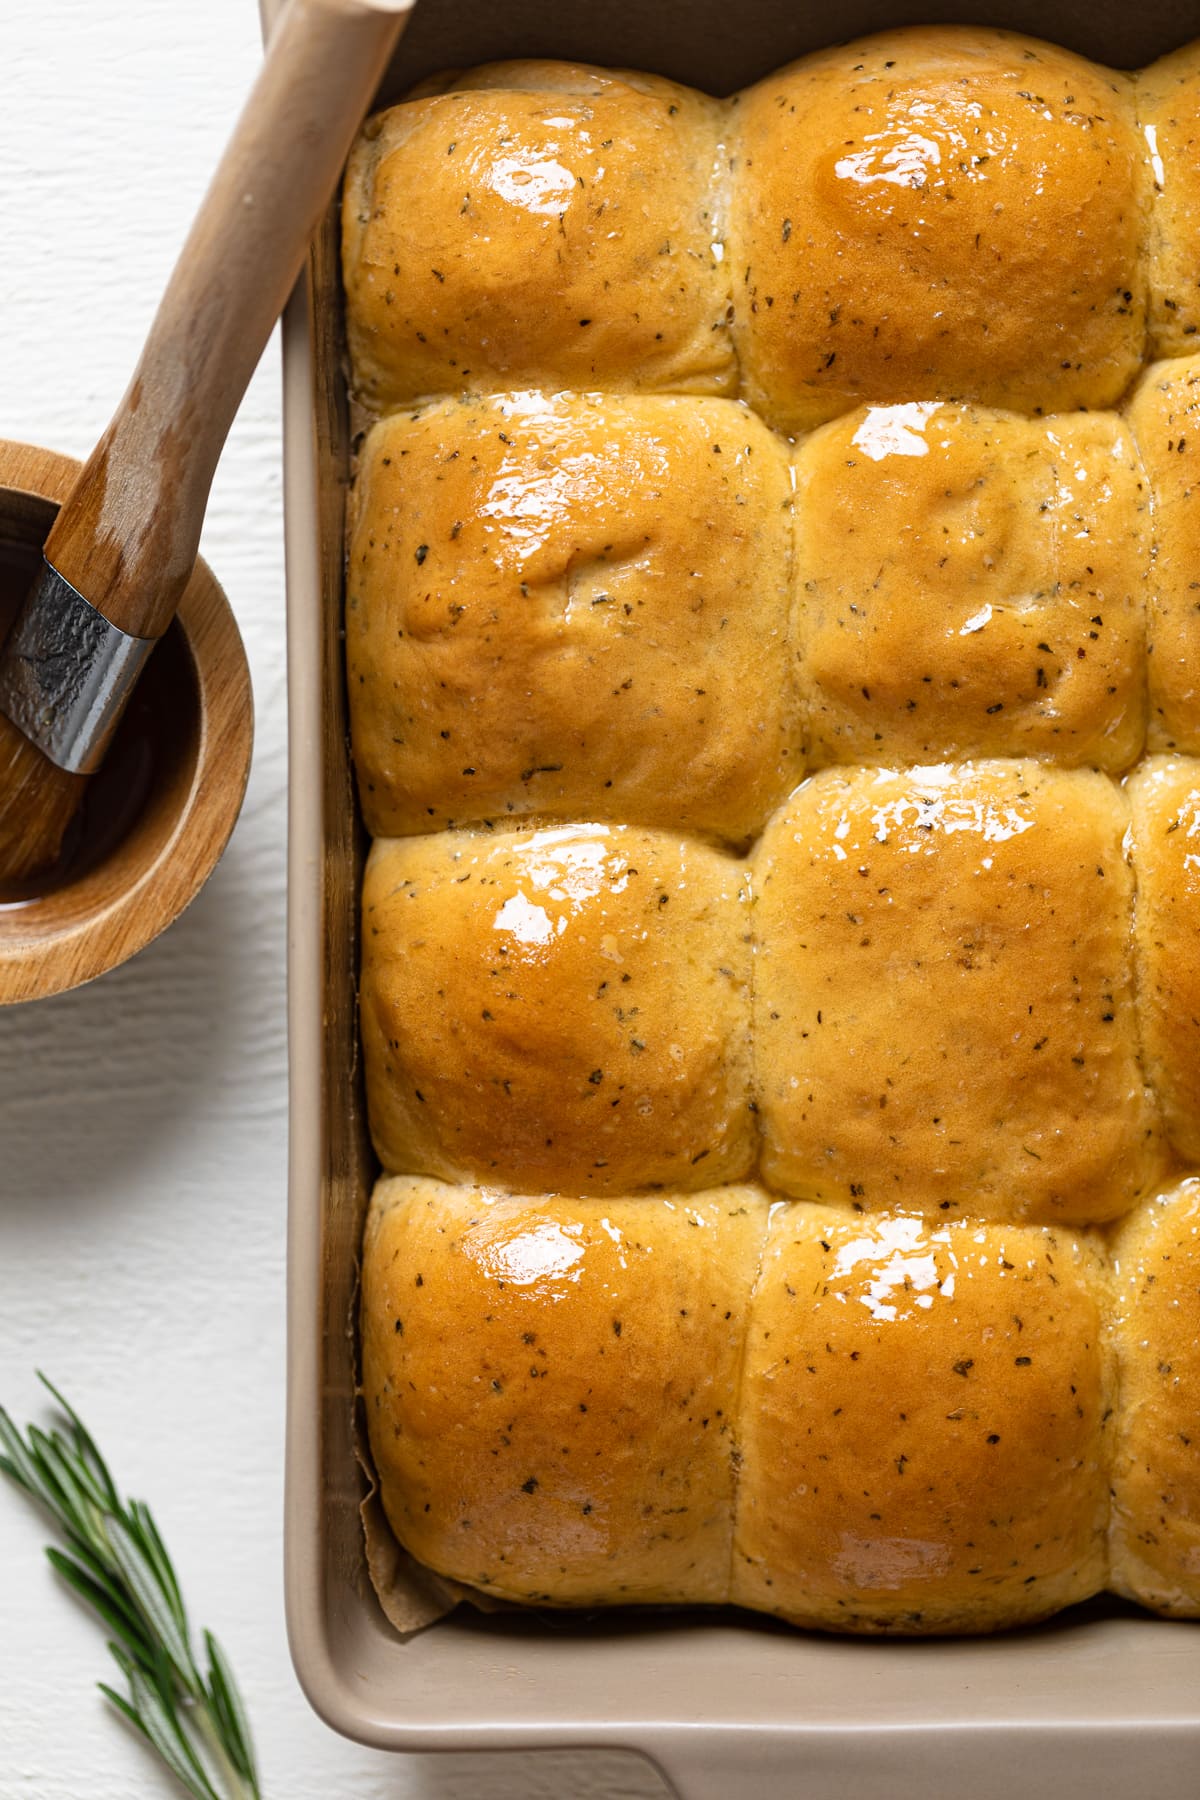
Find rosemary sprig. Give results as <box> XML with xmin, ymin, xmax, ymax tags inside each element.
<box><xmin>0</xmin><ymin>1374</ymin><xmax>261</xmax><ymax>1800</ymax></box>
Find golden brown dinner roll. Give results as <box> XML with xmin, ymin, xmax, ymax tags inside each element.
<box><xmin>1127</xmin><ymin>757</ymin><xmax>1200</xmax><ymax>1165</ymax></box>
<box><xmin>346</xmin><ymin>392</ymin><xmax>798</xmax><ymax>846</ymax></box>
<box><xmin>733</xmin><ymin>1203</ymin><xmax>1111</xmax><ymax>1633</ymax></box>
<box><xmin>1110</xmin><ymin>1179</ymin><xmax>1200</xmax><ymax>1616</ymax></box>
<box><xmin>1125</xmin><ymin>356</ymin><xmax>1200</xmax><ymax>753</ymax></box>
<box><xmin>342</xmin><ymin>63</ymin><xmax>734</xmax><ymax>410</ymax></box>
<box><xmin>1139</xmin><ymin>46</ymin><xmax>1200</xmax><ymax>358</ymax></box>
<box><xmin>362</xmin><ymin>1176</ymin><xmax>767</xmax><ymax>1605</ymax></box>
<box><xmin>753</xmin><ymin>761</ymin><xmax>1165</xmax><ymax>1223</ymax></box>
<box><xmin>360</xmin><ymin>823</ymin><xmax>754</xmax><ymax>1194</ymax></box>
<box><xmin>793</xmin><ymin>403</ymin><xmax>1148</xmax><ymax>771</ymax></box>
<box><xmin>727</xmin><ymin>27</ymin><xmax>1147</xmax><ymax>433</ymax></box>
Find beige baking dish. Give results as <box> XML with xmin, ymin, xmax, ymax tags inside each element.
<box><xmin>279</xmin><ymin>0</ymin><xmax>1200</xmax><ymax>1790</ymax></box>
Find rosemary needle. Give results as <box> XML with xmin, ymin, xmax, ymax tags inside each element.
<box><xmin>0</xmin><ymin>1373</ymin><xmax>261</xmax><ymax>1800</ymax></box>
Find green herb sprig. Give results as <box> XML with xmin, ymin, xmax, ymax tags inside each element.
<box><xmin>0</xmin><ymin>1374</ymin><xmax>261</xmax><ymax>1800</ymax></box>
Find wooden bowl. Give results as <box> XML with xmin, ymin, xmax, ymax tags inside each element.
<box><xmin>0</xmin><ymin>440</ymin><xmax>253</xmax><ymax>1003</ymax></box>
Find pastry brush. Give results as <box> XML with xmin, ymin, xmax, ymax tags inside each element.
<box><xmin>0</xmin><ymin>0</ymin><xmax>411</xmax><ymax>886</ymax></box>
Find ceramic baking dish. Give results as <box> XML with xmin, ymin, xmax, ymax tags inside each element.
<box><xmin>279</xmin><ymin>0</ymin><xmax>1200</xmax><ymax>1790</ymax></box>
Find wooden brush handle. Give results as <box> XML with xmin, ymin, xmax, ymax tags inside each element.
<box><xmin>43</xmin><ymin>0</ymin><xmax>410</xmax><ymax>640</ymax></box>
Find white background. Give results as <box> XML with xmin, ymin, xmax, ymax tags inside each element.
<box><xmin>0</xmin><ymin>3</ymin><xmax>670</xmax><ymax>1795</ymax></box>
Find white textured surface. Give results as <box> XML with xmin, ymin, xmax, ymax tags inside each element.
<box><xmin>0</xmin><ymin>5</ymin><xmax>670</xmax><ymax>1795</ymax></box>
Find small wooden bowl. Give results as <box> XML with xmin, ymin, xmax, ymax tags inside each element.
<box><xmin>0</xmin><ymin>440</ymin><xmax>253</xmax><ymax>1003</ymax></box>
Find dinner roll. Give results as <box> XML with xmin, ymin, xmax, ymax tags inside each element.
<box><xmin>346</xmin><ymin>392</ymin><xmax>798</xmax><ymax>846</ymax></box>
<box><xmin>362</xmin><ymin>1176</ymin><xmax>767</xmax><ymax>1605</ymax></box>
<box><xmin>1127</xmin><ymin>757</ymin><xmax>1200</xmax><ymax>1165</ymax></box>
<box><xmin>733</xmin><ymin>1203</ymin><xmax>1111</xmax><ymax>1632</ymax></box>
<box><xmin>753</xmin><ymin>762</ymin><xmax>1165</xmax><ymax>1222</ymax></box>
<box><xmin>1139</xmin><ymin>45</ymin><xmax>1200</xmax><ymax>358</ymax></box>
<box><xmin>342</xmin><ymin>63</ymin><xmax>734</xmax><ymax>410</ymax></box>
<box><xmin>360</xmin><ymin>824</ymin><xmax>754</xmax><ymax>1194</ymax></box>
<box><xmin>728</xmin><ymin>27</ymin><xmax>1147</xmax><ymax>433</ymax></box>
<box><xmin>1109</xmin><ymin>1179</ymin><xmax>1200</xmax><ymax>1615</ymax></box>
<box><xmin>793</xmin><ymin>402</ymin><xmax>1148</xmax><ymax>771</ymax></box>
<box><xmin>1126</xmin><ymin>356</ymin><xmax>1200</xmax><ymax>753</ymax></box>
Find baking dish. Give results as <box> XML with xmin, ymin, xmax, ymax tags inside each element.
<box><xmin>279</xmin><ymin>0</ymin><xmax>1200</xmax><ymax>1790</ymax></box>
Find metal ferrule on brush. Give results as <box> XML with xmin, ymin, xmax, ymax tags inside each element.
<box><xmin>0</xmin><ymin>561</ymin><xmax>157</xmax><ymax>775</ymax></box>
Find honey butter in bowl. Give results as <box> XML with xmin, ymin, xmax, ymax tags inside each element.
<box><xmin>0</xmin><ymin>439</ymin><xmax>252</xmax><ymax>1004</ymax></box>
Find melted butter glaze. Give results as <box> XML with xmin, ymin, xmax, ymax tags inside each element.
<box><xmin>823</xmin><ymin>91</ymin><xmax>1014</xmax><ymax>213</ymax></box>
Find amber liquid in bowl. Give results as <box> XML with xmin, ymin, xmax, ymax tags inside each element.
<box><xmin>0</xmin><ymin>528</ymin><xmax>197</xmax><ymax>907</ymax></box>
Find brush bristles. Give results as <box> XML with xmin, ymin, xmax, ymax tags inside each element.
<box><xmin>0</xmin><ymin>712</ymin><xmax>86</xmax><ymax>885</ymax></box>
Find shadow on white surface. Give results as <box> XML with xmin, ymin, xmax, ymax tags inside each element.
<box><xmin>0</xmin><ymin>827</ymin><xmax>276</xmax><ymax>1208</ymax></box>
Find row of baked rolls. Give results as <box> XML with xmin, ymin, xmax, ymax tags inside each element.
<box><xmin>361</xmin><ymin>1173</ymin><xmax>1200</xmax><ymax>1632</ymax></box>
<box><xmin>342</xmin><ymin>31</ymin><xmax>1200</xmax><ymax>431</ymax></box>
<box><xmin>346</xmin><ymin>361</ymin><xmax>1200</xmax><ymax>848</ymax></box>
<box><xmin>359</xmin><ymin>757</ymin><xmax>1200</xmax><ymax>1226</ymax></box>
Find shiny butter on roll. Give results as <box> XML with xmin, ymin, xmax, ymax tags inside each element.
<box><xmin>1139</xmin><ymin>45</ymin><xmax>1200</xmax><ymax>357</ymax></box>
<box><xmin>1110</xmin><ymin>1179</ymin><xmax>1200</xmax><ymax>1616</ymax></box>
<box><xmin>346</xmin><ymin>392</ymin><xmax>799</xmax><ymax>847</ymax></box>
<box><xmin>733</xmin><ymin>1204</ymin><xmax>1111</xmax><ymax>1633</ymax></box>
<box><xmin>342</xmin><ymin>62</ymin><xmax>734</xmax><ymax>410</ymax></box>
<box><xmin>360</xmin><ymin>823</ymin><xmax>754</xmax><ymax>1194</ymax></box>
<box><xmin>1126</xmin><ymin>356</ymin><xmax>1200</xmax><ymax>754</ymax></box>
<box><xmin>1127</xmin><ymin>758</ymin><xmax>1200</xmax><ymax>1165</ymax></box>
<box><xmin>361</xmin><ymin>1177</ymin><xmax>766</xmax><ymax>1605</ymax></box>
<box><xmin>727</xmin><ymin>27</ymin><xmax>1148</xmax><ymax>433</ymax></box>
<box><xmin>753</xmin><ymin>761</ymin><xmax>1166</xmax><ymax>1223</ymax></box>
<box><xmin>793</xmin><ymin>403</ymin><xmax>1148</xmax><ymax>772</ymax></box>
